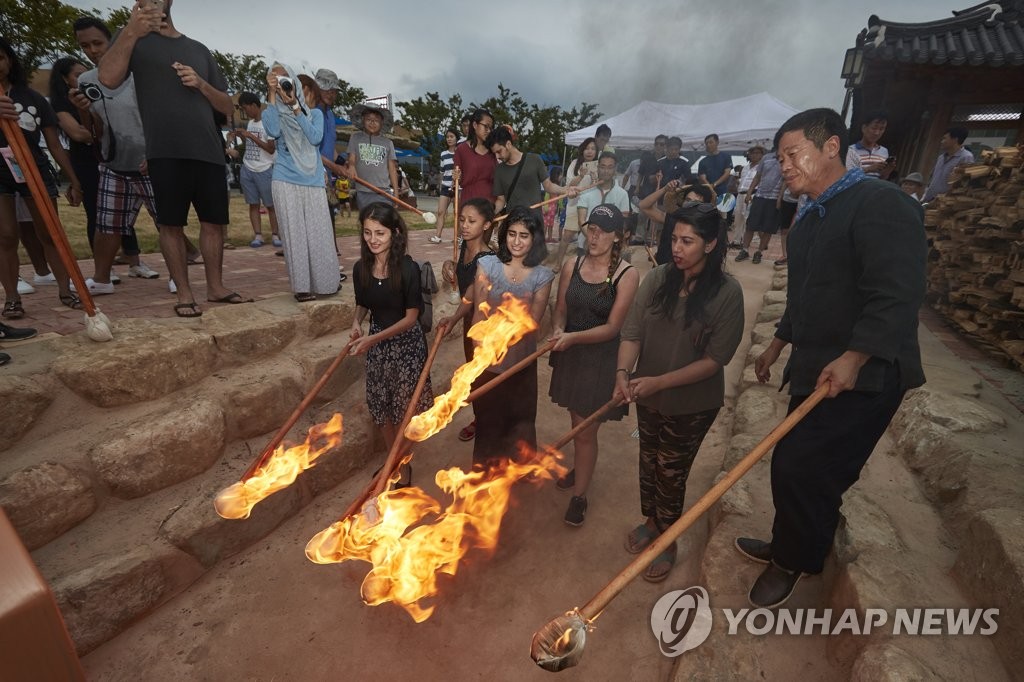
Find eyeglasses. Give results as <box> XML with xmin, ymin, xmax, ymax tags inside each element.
<box><xmin>476</xmin><ymin>121</ymin><xmax>494</xmax><ymax>131</ymax></box>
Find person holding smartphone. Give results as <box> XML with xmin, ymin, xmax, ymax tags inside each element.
<box><xmin>845</xmin><ymin>111</ymin><xmax>895</xmax><ymax>179</ymax></box>
<box><xmin>98</xmin><ymin>0</ymin><xmax>249</xmax><ymax>318</ymax></box>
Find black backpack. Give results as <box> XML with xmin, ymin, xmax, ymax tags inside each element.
<box><xmin>415</xmin><ymin>260</ymin><xmax>438</xmax><ymax>333</ymax></box>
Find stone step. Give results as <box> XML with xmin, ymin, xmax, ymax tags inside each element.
<box><xmin>0</xmin><ymin>297</ymin><xmax>397</xmax><ymax>655</ymax></box>
<box><xmin>697</xmin><ymin>286</ymin><xmax>1012</xmax><ymax>680</ymax></box>
<box><xmin>28</xmin><ymin>381</ymin><xmax>378</xmax><ymax>655</ymax></box>
<box><xmin>0</xmin><ymin>297</ymin><xmax>354</xmax><ymax>454</ymax></box>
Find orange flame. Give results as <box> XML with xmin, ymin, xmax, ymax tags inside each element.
<box><xmin>305</xmin><ymin>448</ymin><xmax>566</xmax><ymax>622</ymax></box>
<box><xmin>404</xmin><ymin>294</ymin><xmax>537</xmax><ymax>443</ymax></box>
<box><xmin>214</xmin><ymin>414</ymin><xmax>343</xmax><ymax>519</ymax></box>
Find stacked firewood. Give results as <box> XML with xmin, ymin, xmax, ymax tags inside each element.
<box><xmin>924</xmin><ymin>145</ymin><xmax>1024</xmax><ymax>371</ymax></box>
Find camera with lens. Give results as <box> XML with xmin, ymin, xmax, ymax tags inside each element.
<box><xmin>277</xmin><ymin>76</ymin><xmax>294</xmax><ymax>94</ymax></box>
<box><xmin>81</xmin><ymin>83</ymin><xmax>104</xmax><ymax>102</ymax></box>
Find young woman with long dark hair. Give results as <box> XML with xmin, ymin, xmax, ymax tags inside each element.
<box><xmin>469</xmin><ymin>206</ymin><xmax>554</xmax><ymax>469</ymax></box>
<box><xmin>0</xmin><ymin>38</ymin><xmax>85</xmax><ymax>319</ymax></box>
<box><xmin>452</xmin><ymin>108</ymin><xmax>496</xmax><ymax>206</ymax></box>
<box><xmin>350</xmin><ymin>203</ymin><xmax>434</xmax><ymax>483</ymax></box>
<box><xmin>615</xmin><ymin>202</ymin><xmax>744</xmax><ymax>581</ymax></box>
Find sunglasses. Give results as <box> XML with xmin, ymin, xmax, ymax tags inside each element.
<box><xmin>679</xmin><ymin>201</ymin><xmax>719</xmax><ymax>215</ymax></box>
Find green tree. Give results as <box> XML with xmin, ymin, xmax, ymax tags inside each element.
<box><xmin>333</xmin><ymin>79</ymin><xmax>367</xmax><ymax>117</ymax></box>
<box><xmin>212</xmin><ymin>51</ymin><xmax>270</xmax><ymax>95</ymax></box>
<box><xmin>395</xmin><ymin>91</ymin><xmax>464</xmax><ymax>170</ymax></box>
<box><xmin>104</xmin><ymin>6</ymin><xmax>131</xmax><ymax>34</ymax></box>
<box><xmin>0</xmin><ymin>0</ymin><xmax>83</xmax><ymax>74</ymax></box>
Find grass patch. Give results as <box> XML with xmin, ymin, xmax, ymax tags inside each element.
<box><xmin>29</xmin><ymin>193</ymin><xmax>432</xmax><ymax>264</ymax></box>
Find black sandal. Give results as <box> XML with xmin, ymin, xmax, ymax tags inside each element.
<box><xmin>2</xmin><ymin>300</ymin><xmax>25</xmax><ymax>319</ymax></box>
<box><xmin>294</xmin><ymin>292</ymin><xmax>316</xmax><ymax>302</ymax></box>
<box><xmin>59</xmin><ymin>294</ymin><xmax>84</xmax><ymax>310</ymax></box>
<box><xmin>173</xmin><ymin>302</ymin><xmax>203</xmax><ymax>318</ymax></box>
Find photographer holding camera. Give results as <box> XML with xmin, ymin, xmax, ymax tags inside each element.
<box><xmin>69</xmin><ymin>17</ymin><xmax>166</xmax><ymax>295</ymax></box>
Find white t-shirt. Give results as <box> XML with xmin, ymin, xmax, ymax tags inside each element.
<box><xmin>243</xmin><ymin>118</ymin><xmax>275</xmax><ymax>173</ymax></box>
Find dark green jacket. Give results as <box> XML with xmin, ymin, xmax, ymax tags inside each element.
<box><xmin>777</xmin><ymin>178</ymin><xmax>927</xmax><ymax>395</ymax></box>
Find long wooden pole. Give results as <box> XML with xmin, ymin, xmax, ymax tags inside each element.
<box><xmin>548</xmin><ymin>398</ymin><xmax>622</xmax><ymax>451</ymax></box>
<box><xmin>350</xmin><ymin>174</ymin><xmax>428</xmax><ymax>217</ymax></box>
<box><xmin>462</xmin><ymin>340</ymin><xmax>555</xmax><ymax>405</ymax></box>
<box><xmin>0</xmin><ymin>118</ymin><xmax>98</xmax><ymax>316</ymax></box>
<box><xmin>452</xmin><ymin>167</ymin><xmax>460</xmax><ymax>263</ymax></box>
<box><xmin>241</xmin><ymin>339</ymin><xmax>355</xmax><ymax>480</ymax></box>
<box><xmin>492</xmin><ymin>193</ymin><xmax>572</xmax><ymax>224</ymax></box>
<box><xmin>577</xmin><ymin>382</ymin><xmax>830</xmax><ymax>620</ymax></box>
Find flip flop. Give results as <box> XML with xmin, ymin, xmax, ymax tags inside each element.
<box><xmin>643</xmin><ymin>542</ymin><xmax>677</xmax><ymax>583</ymax></box>
<box><xmin>207</xmin><ymin>292</ymin><xmax>253</xmax><ymax>304</ymax></box>
<box><xmin>174</xmin><ymin>302</ymin><xmax>203</xmax><ymax>318</ymax></box>
<box><xmin>625</xmin><ymin>524</ymin><xmax>658</xmax><ymax>554</ymax></box>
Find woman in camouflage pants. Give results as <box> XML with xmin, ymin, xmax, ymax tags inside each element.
<box><xmin>614</xmin><ymin>203</ymin><xmax>744</xmax><ymax>582</ymax></box>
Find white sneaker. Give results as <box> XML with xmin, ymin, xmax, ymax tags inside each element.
<box><xmin>128</xmin><ymin>263</ymin><xmax>159</xmax><ymax>279</ymax></box>
<box><xmin>32</xmin><ymin>272</ymin><xmax>57</xmax><ymax>286</ymax></box>
<box><xmin>428</xmin><ymin>235</ymin><xmax>442</xmax><ymax>244</ymax></box>
<box><xmin>17</xmin><ymin>277</ymin><xmax>36</xmax><ymax>295</ymax></box>
<box><xmin>110</xmin><ymin>270</ymin><xmax>121</xmax><ymax>285</ymax></box>
<box><xmin>71</xmin><ymin>278</ymin><xmax>115</xmax><ymax>295</ymax></box>
<box><xmin>168</xmin><ymin>279</ymin><xmax>177</xmax><ymax>294</ymax></box>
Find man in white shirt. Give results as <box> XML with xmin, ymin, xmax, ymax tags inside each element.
<box><xmin>731</xmin><ymin>145</ymin><xmax>764</xmax><ymax>246</ymax></box>
<box><xmin>232</xmin><ymin>91</ymin><xmax>279</xmax><ymax>247</ymax></box>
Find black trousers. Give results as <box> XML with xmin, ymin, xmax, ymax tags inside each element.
<box><xmin>770</xmin><ymin>363</ymin><xmax>905</xmax><ymax>574</ymax></box>
<box><xmin>471</xmin><ymin>362</ymin><xmax>538</xmax><ymax>470</ymax></box>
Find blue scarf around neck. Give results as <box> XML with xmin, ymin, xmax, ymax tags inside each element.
<box><xmin>794</xmin><ymin>167</ymin><xmax>868</xmax><ymax>224</ymax></box>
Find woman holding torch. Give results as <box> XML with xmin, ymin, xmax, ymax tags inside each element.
<box><xmin>548</xmin><ymin>204</ymin><xmax>638</xmax><ymax>526</ymax></box>
<box><xmin>469</xmin><ymin>206</ymin><xmax>554</xmax><ymax>470</ymax></box>
<box><xmin>614</xmin><ymin>202</ymin><xmax>744</xmax><ymax>581</ymax></box>
<box><xmin>350</xmin><ymin>203</ymin><xmax>434</xmax><ymax>486</ymax></box>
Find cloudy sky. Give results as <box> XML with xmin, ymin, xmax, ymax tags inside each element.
<box><xmin>70</xmin><ymin>0</ymin><xmax>945</xmax><ymax>120</ymax></box>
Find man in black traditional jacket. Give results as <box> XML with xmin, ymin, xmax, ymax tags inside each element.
<box><xmin>737</xmin><ymin>107</ymin><xmax>927</xmax><ymax>608</ymax></box>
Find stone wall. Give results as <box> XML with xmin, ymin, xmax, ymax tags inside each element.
<box><xmin>0</xmin><ymin>297</ymin><xmax>383</xmax><ymax>654</ymax></box>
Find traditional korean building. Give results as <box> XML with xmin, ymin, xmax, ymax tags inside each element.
<box><xmin>842</xmin><ymin>1</ymin><xmax>1024</xmax><ymax>179</ymax></box>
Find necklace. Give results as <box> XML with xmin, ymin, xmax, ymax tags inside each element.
<box><xmin>507</xmin><ymin>265</ymin><xmax>525</xmax><ymax>284</ymax></box>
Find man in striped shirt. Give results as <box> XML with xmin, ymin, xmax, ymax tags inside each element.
<box><xmin>845</xmin><ymin>111</ymin><xmax>895</xmax><ymax>179</ymax></box>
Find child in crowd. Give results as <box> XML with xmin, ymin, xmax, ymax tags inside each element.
<box><xmin>438</xmin><ymin>197</ymin><xmax>497</xmax><ymax>442</ymax></box>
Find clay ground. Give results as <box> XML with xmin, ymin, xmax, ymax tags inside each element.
<box><xmin>78</xmin><ymin>254</ymin><xmax>790</xmax><ymax>682</ymax></box>
<box><xmin>6</xmin><ymin>196</ymin><xmax>1020</xmax><ymax>680</ymax></box>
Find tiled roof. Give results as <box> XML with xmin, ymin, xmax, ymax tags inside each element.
<box><xmin>862</xmin><ymin>1</ymin><xmax>1024</xmax><ymax>67</ymax></box>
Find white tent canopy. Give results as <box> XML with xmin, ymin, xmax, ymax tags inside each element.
<box><xmin>564</xmin><ymin>92</ymin><xmax>800</xmax><ymax>151</ymax></box>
